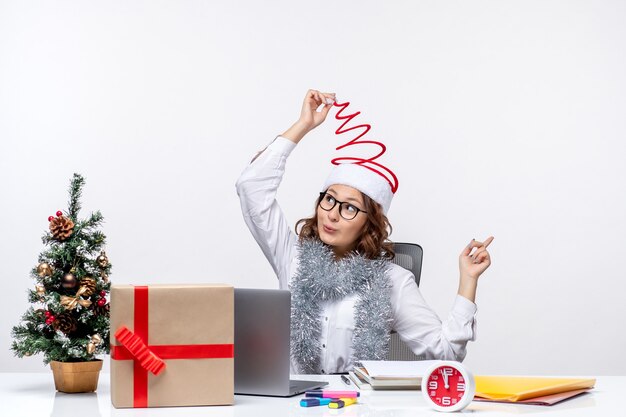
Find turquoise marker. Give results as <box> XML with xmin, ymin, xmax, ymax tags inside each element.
<box><xmin>300</xmin><ymin>398</ymin><xmax>333</xmax><ymax>407</ymax></box>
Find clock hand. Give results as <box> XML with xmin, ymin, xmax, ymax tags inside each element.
<box><xmin>442</xmin><ymin>369</ymin><xmax>449</xmax><ymax>389</ymax></box>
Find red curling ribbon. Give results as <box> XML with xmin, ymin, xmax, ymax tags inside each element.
<box><xmin>111</xmin><ymin>285</ymin><xmax>234</xmax><ymax>408</ymax></box>
<box><xmin>331</xmin><ymin>100</ymin><xmax>399</xmax><ymax>193</ymax></box>
<box><xmin>114</xmin><ymin>326</ymin><xmax>166</xmax><ymax>376</ymax></box>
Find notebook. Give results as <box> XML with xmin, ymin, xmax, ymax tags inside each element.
<box><xmin>351</xmin><ymin>360</ymin><xmax>441</xmax><ymax>390</ymax></box>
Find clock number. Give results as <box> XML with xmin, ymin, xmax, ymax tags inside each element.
<box><xmin>457</xmin><ymin>383</ymin><xmax>465</xmax><ymax>391</ymax></box>
<box><xmin>428</xmin><ymin>380</ymin><xmax>438</xmax><ymax>390</ymax></box>
<box><xmin>441</xmin><ymin>397</ymin><xmax>452</xmax><ymax>406</ymax></box>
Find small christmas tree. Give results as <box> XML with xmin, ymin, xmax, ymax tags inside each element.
<box><xmin>11</xmin><ymin>173</ymin><xmax>111</xmax><ymax>363</ymax></box>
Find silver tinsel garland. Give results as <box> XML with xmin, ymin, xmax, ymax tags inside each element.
<box><xmin>289</xmin><ymin>238</ymin><xmax>393</xmax><ymax>373</ymax></box>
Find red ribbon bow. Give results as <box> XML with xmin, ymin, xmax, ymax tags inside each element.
<box><xmin>114</xmin><ymin>326</ymin><xmax>166</xmax><ymax>375</ymax></box>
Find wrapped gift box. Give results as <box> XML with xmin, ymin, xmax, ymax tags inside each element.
<box><xmin>110</xmin><ymin>284</ymin><xmax>234</xmax><ymax>408</ymax></box>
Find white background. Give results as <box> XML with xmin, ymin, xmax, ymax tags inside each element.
<box><xmin>1</xmin><ymin>1</ymin><xmax>624</xmax><ymax>376</ymax></box>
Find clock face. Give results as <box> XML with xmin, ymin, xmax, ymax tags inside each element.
<box><xmin>422</xmin><ymin>362</ymin><xmax>475</xmax><ymax>412</ymax></box>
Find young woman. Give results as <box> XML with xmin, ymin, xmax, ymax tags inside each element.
<box><xmin>236</xmin><ymin>89</ymin><xmax>494</xmax><ymax>374</ymax></box>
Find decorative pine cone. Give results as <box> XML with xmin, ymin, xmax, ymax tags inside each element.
<box><xmin>52</xmin><ymin>313</ymin><xmax>78</xmax><ymax>335</ymax></box>
<box><xmin>34</xmin><ymin>309</ymin><xmax>46</xmax><ymax>320</ymax></box>
<box><xmin>79</xmin><ymin>277</ymin><xmax>97</xmax><ymax>296</ymax></box>
<box><xmin>92</xmin><ymin>302</ymin><xmax>110</xmax><ymax>317</ymax></box>
<box><xmin>49</xmin><ymin>216</ymin><xmax>75</xmax><ymax>241</ymax></box>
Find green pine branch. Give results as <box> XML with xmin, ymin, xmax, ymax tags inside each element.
<box><xmin>67</xmin><ymin>173</ymin><xmax>85</xmax><ymax>221</ymax></box>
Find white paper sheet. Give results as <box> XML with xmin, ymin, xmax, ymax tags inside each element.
<box><xmin>359</xmin><ymin>360</ymin><xmax>441</xmax><ymax>378</ymax></box>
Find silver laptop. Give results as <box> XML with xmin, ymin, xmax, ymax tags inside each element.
<box><xmin>234</xmin><ymin>288</ymin><xmax>328</xmax><ymax>396</ymax></box>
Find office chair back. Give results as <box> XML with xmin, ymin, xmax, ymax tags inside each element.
<box><xmin>387</xmin><ymin>242</ymin><xmax>424</xmax><ymax>361</ymax></box>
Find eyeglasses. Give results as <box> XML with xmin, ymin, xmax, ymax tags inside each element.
<box><xmin>318</xmin><ymin>192</ymin><xmax>368</xmax><ymax>221</ymax></box>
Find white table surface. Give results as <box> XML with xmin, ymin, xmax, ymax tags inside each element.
<box><xmin>0</xmin><ymin>373</ymin><xmax>620</xmax><ymax>417</ymax></box>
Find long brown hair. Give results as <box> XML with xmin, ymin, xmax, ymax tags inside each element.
<box><xmin>295</xmin><ymin>191</ymin><xmax>395</xmax><ymax>260</ymax></box>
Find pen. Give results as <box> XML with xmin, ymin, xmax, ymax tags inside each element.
<box><xmin>341</xmin><ymin>375</ymin><xmax>352</xmax><ymax>386</ymax></box>
<box><xmin>305</xmin><ymin>390</ymin><xmax>360</xmax><ymax>398</ymax></box>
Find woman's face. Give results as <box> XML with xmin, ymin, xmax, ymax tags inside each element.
<box><xmin>317</xmin><ymin>184</ymin><xmax>368</xmax><ymax>257</ymax></box>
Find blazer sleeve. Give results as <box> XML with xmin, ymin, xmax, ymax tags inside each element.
<box><xmin>389</xmin><ymin>264</ymin><xmax>477</xmax><ymax>362</ymax></box>
<box><xmin>235</xmin><ymin>136</ymin><xmax>299</xmax><ymax>288</ymax></box>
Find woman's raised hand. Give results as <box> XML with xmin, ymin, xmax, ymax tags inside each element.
<box><xmin>460</xmin><ymin>236</ymin><xmax>494</xmax><ymax>280</ymax></box>
<box><xmin>282</xmin><ymin>89</ymin><xmax>336</xmax><ymax>143</ymax></box>
<box><xmin>457</xmin><ymin>236</ymin><xmax>494</xmax><ymax>302</ymax></box>
<box><xmin>298</xmin><ymin>89</ymin><xmax>336</xmax><ymax>131</ymax></box>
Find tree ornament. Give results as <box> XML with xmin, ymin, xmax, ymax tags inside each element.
<box><xmin>79</xmin><ymin>277</ymin><xmax>97</xmax><ymax>297</ymax></box>
<box><xmin>48</xmin><ymin>216</ymin><xmax>54</xmax><ymax>222</ymax></box>
<box><xmin>36</xmin><ymin>262</ymin><xmax>53</xmax><ymax>277</ymax></box>
<box><xmin>52</xmin><ymin>313</ymin><xmax>78</xmax><ymax>334</ymax></box>
<box><xmin>56</xmin><ymin>210</ymin><xmax>63</xmax><ymax>217</ymax></box>
<box><xmin>35</xmin><ymin>284</ymin><xmax>46</xmax><ymax>296</ymax></box>
<box><xmin>49</xmin><ymin>215</ymin><xmax>74</xmax><ymax>241</ymax></box>
<box><xmin>45</xmin><ymin>315</ymin><xmax>56</xmax><ymax>325</ymax></box>
<box><xmin>99</xmin><ymin>290</ymin><xmax>106</xmax><ymax>297</ymax></box>
<box><xmin>61</xmin><ymin>272</ymin><xmax>78</xmax><ymax>289</ymax></box>
<box><xmin>60</xmin><ymin>286</ymin><xmax>92</xmax><ymax>310</ymax></box>
<box><xmin>96</xmin><ymin>251</ymin><xmax>109</xmax><ymax>268</ymax></box>
<box><xmin>91</xmin><ymin>334</ymin><xmax>103</xmax><ymax>345</ymax></box>
<box><xmin>92</xmin><ymin>302</ymin><xmax>109</xmax><ymax>317</ymax></box>
<box><xmin>100</xmin><ymin>272</ymin><xmax>109</xmax><ymax>284</ymax></box>
<box><xmin>97</xmin><ymin>298</ymin><xmax>106</xmax><ymax>307</ymax></box>
<box><xmin>86</xmin><ymin>342</ymin><xmax>96</xmax><ymax>354</ymax></box>
<box><xmin>36</xmin><ymin>309</ymin><xmax>47</xmax><ymax>321</ymax></box>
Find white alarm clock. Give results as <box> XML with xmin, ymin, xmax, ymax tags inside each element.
<box><xmin>421</xmin><ymin>361</ymin><xmax>476</xmax><ymax>412</ymax></box>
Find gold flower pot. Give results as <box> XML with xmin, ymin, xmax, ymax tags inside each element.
<box><xmin>50</xmin><ymin>360</ymin><xmax>103</xmax><ymax>393</ymax></box>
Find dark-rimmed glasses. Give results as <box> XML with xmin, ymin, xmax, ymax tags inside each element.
<box><xmin>318</xmin><ymin>192</ymin><xmax>367</xmax><ymax>221</ymax></box>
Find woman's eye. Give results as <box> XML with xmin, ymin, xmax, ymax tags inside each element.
<box><xmin>346</xmin><ymin>204</ymin><xmax>357</xmax><ymax>213</ymax></box>
<box><xmin>325</xmin><ymin>195</ymin><xmax>336</xmax><ymax>204</ymax></box>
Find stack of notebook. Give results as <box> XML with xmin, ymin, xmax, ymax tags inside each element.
<box><xmin>348</xmin><ymin>360</ymin><xmax>440</xmax><ymax>390</ymax></box>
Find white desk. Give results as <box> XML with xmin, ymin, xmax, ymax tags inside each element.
<box><xmin>0</xmin><ymin>373</ymin><xmax>620</xmax><ymax>417</ymax></box>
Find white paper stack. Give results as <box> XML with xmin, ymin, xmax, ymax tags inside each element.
<box><xmin>350</xmin><ymin>360</ymin><xmax>441</xmax><ymax>390</ymax></box>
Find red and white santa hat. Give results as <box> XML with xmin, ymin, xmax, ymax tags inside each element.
<box><xmin>322</xmin><ymin>163</ymin><xmax>395</xmax><ymax>215</ymax></box>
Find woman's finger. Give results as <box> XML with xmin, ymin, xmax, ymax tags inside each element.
<box><xmin>303</xmin><ymin>90</ymin><xmax>318</xmax><ymax>110</ymax></box>
<box><xmin>463</xmin><ymin>236</ymin><xmax>494</xmax><ymax>256</ymax></box>
<box><xmin>464</xmin><ymin>240</ymin><xmax>484</xmax><ymax>256</ymax></box>
<box><xmin>320</xmin><ymin>101</ymin><xmax>333</xmax><ymax>118</ymax></box>
<box><xmin>322</xmin><ymin>92</ymin><xmax>336</xmax><ymax>104</ymax></box>
<box><xmin>482</xmin><ymin>236</ymin><xmax>495</xmax><ymax>248</ymax></box>
<box><xmin>470</xmin><ymin>247</ymin><xmax>487</xmax><ymax>260</ymax></box>
<box><xmin>316</xmin><ymin>91</ymin><xmax>325</xmax><ymax>104</ymax></box>
<box><xmin>461</xmin><ymin>239</ymin><xmax>476</xmax><ymax>256</ymax></box>
<box><xmin>473</xmin><ymin>252</ymin><xmax>490</xmax><ymax>264</ymax></box>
